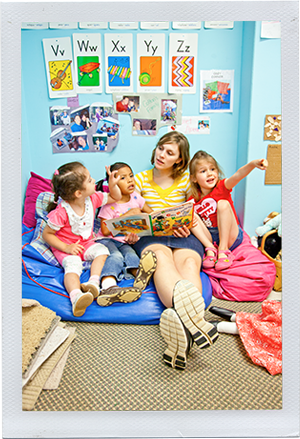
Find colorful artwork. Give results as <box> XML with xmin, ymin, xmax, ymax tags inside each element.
<box><xmin>77</xmin><ymin>56</ymin><xmax>100</xmax><ymax>87</ymax></box>
<box><xmin>49</xmin><ymin>60</ymin><xmax>73</xmax><ymax>91</ymax></box>
<box><xmin>172</xmin><ymin>56</ymin><xmax>194</xmax><ymax>87</ymax></box>
<box><xmin>139</xmin><ymin>56</ymin><xmax>162</xmax><ymax>86</ymax></box>
<box><xmin>107</xmin><ymin>56</ymin><xmax>131</xmax><ymax>86</ymax></box>
<box><xmin>200</xmin><ymin>70</ymin><xmax>234</xmax><ymax>113</ymax></box>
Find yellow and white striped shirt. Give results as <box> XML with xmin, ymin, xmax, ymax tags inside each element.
<box><xmin>134</xmin><ymin>169</ymin><xmax>191</xmax><ymax>211</ymax></box>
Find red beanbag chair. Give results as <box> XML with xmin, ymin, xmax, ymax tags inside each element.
<box><xmin>203</xmin><ymin>231</ymin><xmax>276</xmax><ymax>302</ymax></box>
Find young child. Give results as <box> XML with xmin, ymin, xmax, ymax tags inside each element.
<box><xmin>189</xmin><ymin>151</ymin><xmax>268</xmax><ymax>271</ymax></box>
<box><xmin>42</xmin><ymin>161</ymin><xmax>136</xmax><ymax>317</ymax></box>
<box><xmin>95</xmin><ymin>162</ymin><xmax>157</xmax><ymax>307</ymax></box>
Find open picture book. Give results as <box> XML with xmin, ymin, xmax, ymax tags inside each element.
<box><xmin>102</xmin><ymin>200</ymin><xmax>195</xmax><ymax>237</ymax></box>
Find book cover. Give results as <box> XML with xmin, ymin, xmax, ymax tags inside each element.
<box><xmin>104</xmin><ymin>200</ymin><xmax>194</xmax><ymax>237</ymax></box>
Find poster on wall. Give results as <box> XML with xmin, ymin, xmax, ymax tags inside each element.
<box><xmin>168</xmin><ymin>33</ymin><xmax>198</xmax><ymax>94</ymax></box>
<box><xmin>137</xmin><ymin>33</ymin><xmax>165</xmax><ymax>93</ymax></box>
<box><xmin>49</xmin><ymin>103</ymin><xmax>119</xmax><ymax>153</ymax></box>
<box><xmin>104</xmin><ymin>33</ymin><xmax>133</xmax><ymax>93</ymax></box>
<box><xmin>72</xmin><ymin>33</ymin><xmax>102</xmax><ymax>94</ymax></box>
<box><xmin>42</xmin><ymin>37</ymin><xmax>77</xmax><ymax>99</ymax></box>
<box><xmin>200</xmin><ymin>70</ymin><xmax>234</xmax><ymax>113</ymax></box>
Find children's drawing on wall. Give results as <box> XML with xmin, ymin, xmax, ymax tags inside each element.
<box><xmin>169</xmin><ymin>116</ymin><xmax>210</xmax><ymax>135</ymax></box>
<box><xmin>105</xmin><ymin>33</ymin><xmax>134</xmax><ymax>93</ymax></box>
<box><xmin>132</xmin><ymin>118</ymin><xmax>157</xmax><ymax>136</ymax></box>
<box><xmin>168</xmin><ymin>33</ymin><xmax>198</xmax><ymax>94</ymax></box>
<box><xmin>200</xmin><ymin>70</ymin><xmax>234</xmax><ymax>113</ymax></box>
<box><xmin>115</xmin><ymin>95</ymin><xmax>140</xmax><ymax>113</ymax></box>
<box><xmin>93</xmin><ymin>134</ymin><xmax>108</xmax><ymax>152</ymax></box>
<box><xmin>73</xmin><ymin>33</ymin><xmax>102</xmax><ymax>94</ymax></box>
<box><xmin>161</xmin><ymin>99</ymin><xmax>177</xmax><ymax>123</ymax></box>
<box><xmin>43</xmin><ymin>37</ymin><xmax>77</xmax><ymax>99</ymax></box>
<box><xmin>49</xmin><ymin>103</ymin><xmax>119</xmax><ymax>153</ymax></box>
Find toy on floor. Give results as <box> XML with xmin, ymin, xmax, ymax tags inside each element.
<box><xmin>255</xmin><ymin>212</ymin><xmax>282</xmax><ymax>238</ymax></box>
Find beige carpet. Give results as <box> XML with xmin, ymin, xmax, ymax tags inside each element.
<box><xmin>31</xmin><ymin>298</ymin><xmax>282</xmax><ymax>411</ymax></box>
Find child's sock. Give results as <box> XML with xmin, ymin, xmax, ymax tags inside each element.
<box><xmin>88</xmin><ymin>275</ymin><xmax>100</xmax><ymax>285</ymax></box>
<box><xmin>101</xmin><ymin>277</ymin><xmax>117</xmax><ymax>290</ymax></box>
<box><xmin>69</xmin><ymin>288</ymin><xmax>82</xmax><ymax>303</ymax></box>
<box><xmin>217</xmin><ymin>321</ymin><xmax>239</xmax><ymax>335</ymax></box>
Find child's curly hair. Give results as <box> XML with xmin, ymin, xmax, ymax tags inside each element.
<box><xmin>47</xmin><ymin>162</ymin><xmax>87</xmax><ymax>212</ymax></box>
<box><xmin>189</xmin><ymin>150</ymin><xmax>224</xmax><ymax>201</ymax></box>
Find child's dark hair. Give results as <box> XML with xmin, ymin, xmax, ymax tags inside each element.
<box><xmin>189</xmin><ymin>150</ymin><xmax>224</xmax><ymax>201</ymax></box>
<box><xmin>96</xmin><ymin>162</ymin><xmax>132</xmax><ymax>192</ymax></box>
<box><xmin>47</xmin><ymin>162</ymin><xmax>87</xmax><ymax>212</ymax></box>
<box><xmin>151</xmin><ymin>131</ymin><xmax>190</xmax><ymax>179</ymax></box>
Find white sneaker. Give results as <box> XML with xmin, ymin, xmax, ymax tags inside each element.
<box><xmin>80</xmin><ymin>281</ymin><xmax>100</xmax><ymax>299</ymax></box>
<box><xmin>72</xmin><ymin>291</ymin><xmax>94</xmax><ymax>317</ymax></box>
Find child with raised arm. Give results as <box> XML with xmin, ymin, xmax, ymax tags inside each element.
<box><xmin>42</xmin><ymin>161</ymin><xmax>135</xmax><ymax>317</ymax></box>
<box><xmin>95</xmin><ymin>162</ymin><xmax>156</xmax><ymax>307</ymax></box>
<box><xmin>189</xmin><ymin>151</ymin><xmax>268</xmax><ymax>271</ymax></box>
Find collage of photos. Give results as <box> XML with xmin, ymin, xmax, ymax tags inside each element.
<box><xmin>113</xmin><ymin>93</ymin><xmax>182</xmax><ymax>136</ymax></box>
<box><xmin>49</xmin><ymin>103</ymin><xmax>119</xmax><ymax>153</ymax></box>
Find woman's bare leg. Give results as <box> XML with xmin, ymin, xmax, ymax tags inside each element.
<box><xmin>172</xmin><ymin>248</ymin><xmax>202</xmax><ymax>292</ymax></box>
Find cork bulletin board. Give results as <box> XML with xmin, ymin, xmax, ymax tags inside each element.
<box><xmin>265</xmin><ymin>143</ymin><xmax>282</xmax><ymax>184</ymax></box>
<box><xmin>264</xmin><ymin>114</ymin><xmax>281</xmax><ymax>141</ymax></box>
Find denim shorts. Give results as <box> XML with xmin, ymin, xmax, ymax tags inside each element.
<box><xmin>133</xmin><ymin>233</ymin><xmax>204</xmax><ymax>259</ymax></box>
<box><xmin>208</xmin><ymin>225</ymin><xmax>244</xmax><ymax>251</ymax></box>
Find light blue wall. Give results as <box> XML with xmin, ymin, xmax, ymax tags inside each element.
<box><xmin>21</xmin><ymin>21</ymin><xmax>281</xmax><ymax>236</ymax></box>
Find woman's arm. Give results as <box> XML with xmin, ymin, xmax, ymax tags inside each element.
<box><xmin>43</xmin><ymin>225</ymin><xmax>85</xmax><ymax>255</ymax></box>
<box><xmin>225</xmin><ymin>159</ymin><xmax>268</xmax><ymax>190</ymax></box>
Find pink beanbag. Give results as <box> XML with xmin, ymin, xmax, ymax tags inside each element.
<box><xmin>203</xmin><ymin>232</ymin><xmax>276</xmax><ymax>302</ymax></box>
<box><xmin>23</xmin><ymin>172</ymin><xmax>52</xmax><ymax>228</ymax></box>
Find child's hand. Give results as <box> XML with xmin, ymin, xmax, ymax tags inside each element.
<box><xmin>253</xmin><ymin>159</ymin><xmax>268</xmax><ymax>170</ymax></box>
<box><xmin>106</xmin><ymin>165</ymin><xmax>121</xmax><ymax>186</ymax></box>
<box><xmin>173</xmin><ymin>225</ymin><xmax>191</xmax><ymax>238</ymax></box>
<box><xmin>124</xmin><ymin>233</ymin><xmax>140</xmax><ymax>244</ymax></box>
<box><xmin>65</xmin><ymin>240</ymin><xmax>85</xmax><ymax>255</ymax></box>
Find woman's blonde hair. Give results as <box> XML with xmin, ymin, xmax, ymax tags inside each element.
<box><xmin>189</xmin><ymin>150</ymin><xmax>224</xmax><ymax>201</ymax></box>
<box><xmin>150</xmin><ymin>131</ymin><xmax>190</xmax><ymax>179</ymax></box>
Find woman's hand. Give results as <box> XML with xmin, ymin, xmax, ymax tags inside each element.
<box><xmin>65</xmin><ymin>240</ymin><xmax>85</xmax><ymax>255</ymax></box>
<box><xmin>124</xmin><ymin>233</ymin><xmax>140</xmax><ymax>244</ymax></box>
<box><xmin>173</xmin><ymin>225</ymin><xmax>191</xmax><ymax>238</ymax></box>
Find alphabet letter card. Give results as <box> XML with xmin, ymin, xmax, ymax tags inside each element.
<box><xmin>72</xmin><ymin>33</ymin><xmax>102</xmax><ymax>94</ymax></box>
<box><xmin>43</xmin><ymin>37</ymin><xmax>76</xmax><ymax>99</ymax></box>
<box><xmin>137</xmin><ymin>33</ymin><xmax>165</xmax><ymax>93</ymax></box>
<box><xmin>104</xmin><ymin>33</ymin><xmax>133</xmax><ymax>93</ymax></box>
<box><xmin>168</xmin><ymin>33</ymin><xmax>198</xmax><ymax>94</ymax></box>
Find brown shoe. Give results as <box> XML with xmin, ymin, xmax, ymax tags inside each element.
<box><xmin>133</xmin><ymin>250</ymin><xmax>157</xmax><ymax>291</ymax></box>
<box><xmin>97</xmin><ymin>285</ymin><xmax>142</xmax><ymax>307</ymax></box>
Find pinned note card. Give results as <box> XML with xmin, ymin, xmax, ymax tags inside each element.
<box><xmin>265</xmin><ymin>144</ymin><xmax>282</xmax><ymax>185</ymax></box>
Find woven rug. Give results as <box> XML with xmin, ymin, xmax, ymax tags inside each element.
<box><xmin>33</xmin><ymin>298</ymin><xmax>282</xmax><ymax>411</ymax></box>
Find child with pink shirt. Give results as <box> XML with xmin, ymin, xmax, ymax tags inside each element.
<box><xmin>95</xmin><ymin>162</ymin><xmax>157</xmax><ymax>306</ymax></box>
<box><xmin>42</xmin><ymin>161</ymin><xmax>140</xmax><ymax>317</ymax></box>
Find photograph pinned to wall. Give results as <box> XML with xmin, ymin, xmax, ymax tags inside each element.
<box><xmin>104</xmin><ymin>33</ymin><xmax>133</xmax><ymax>93</ymax></box>
<box><xmin>71</xmin><ymin>132</ymin><xmax>90</xmax><ymax>151</ymax></box>
<box><xmin>69</xmin><ymin>105</ymin><xmax>92</xmax><ymax>132</ymax></box>
<box><xmin>96</xmin><ymin>116</ymin><xmax>120</xmax><ymax>139</ymax></box>
<box><xmin>137</xmin><ymin>33</ymin><xmax>165</xmax><ymax>93</ymax></box>
<box><xmin>161</xmin><ymin>99</ymin><xmax>178</xmax><ymax>124</ymax></box>
<box><xmin>115</xmin><ymin>95</ymin><xmax>140</xmax><ymax>113</ymax></box>
<box><xmin>169</xmin><ymin>116</ymin><xmax>210</xmax><ymax>135</ymax></box>
<box><xmin>200</xmin><ymin>70</ymin><xmax>234</xmax><ymax>113</ymax></box>
<box><xmin>264</xmin><ymin>115</ymin><xmax>281</xmax><ymax>141</ymax></box>
<box><xmin>89</xmin><ymin>102</ymin><xmax>113</xmax><ymax>123</ymax></box>
<box><xmin>50</xmin><ymin>127</ymin><xmax>72</xmax><ymax>152</ymax></box>
<box><xmin>50</xmin><ymin>106</ymin><xmax>70</xmax><ymax>128</ymax></box>
<box><xmin>42</xmin><ymin>37</ymin><xmax>76</xmax><ymax>99</ymax></box>
<box><xmin>93</xmin><ymin>134</ymin><xmax>108</xmax><ymax>152</ymax></box>
<box><xmin>72</xmin><ymin>33</ymin><xmax>102</xmax><ymax>94</ymax></box>
<box><xmin>132</xmin><ymin>118</ymin><xmax>157</xmax><ymax>136</ymax></box>
<box><xmin>168</xmin><ymin>33</ymin><xmax>198</xmax><ymax>94</ymax></box>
